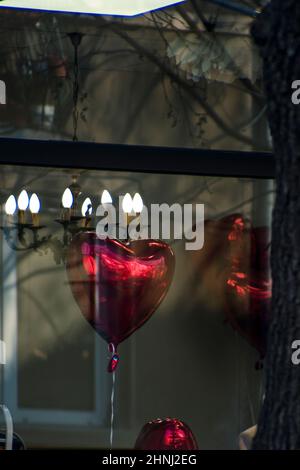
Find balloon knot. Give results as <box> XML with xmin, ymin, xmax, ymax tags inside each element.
<box><xmin>107</xmin><ymin>344</ymin><xmax>119</xmax><ymax>372</ymax></box>
<box><xmin>108</xmin><ymin>353</ymin><xmax>119</xmax><ymax>373</ymax></box>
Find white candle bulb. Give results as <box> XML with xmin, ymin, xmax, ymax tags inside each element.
<box><xmin>62</xmin><ymin>188</ymin><xmax>73</xmax><ymax>209</ymax></box>
<box><xmin>29</xmin><ymin>193</ymin><xmax>40</xmax><ymax>214</ymax></box>
<box><xmin>122</xmin><ymin>193</ymin><xmax>133</xmax><ymax>214</ymax></box>
<box><xmin>18</xmin><ymin>190</ymin><xmax>29</xmax><ymax>211</ymax></box>
<box><xmin>5</xmin><ymin>195</ymin><xmax>17</xmax><ymax>215</ymax></box>
<box><xmin>101</xmin><ymin>190</ymin><xmax>112</xmax><ymax>205</ymax></box>
<box><xmin>132</xmin><ymin>193</ymin><xmax>143</xmax><ymax>213</ymax></box>
<box><xmin>81</xmin><ymin>197</ymin><xmax>92</xmax><ymax>217</ymax></box>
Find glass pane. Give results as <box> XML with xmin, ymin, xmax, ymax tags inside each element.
<box><xmin>0</xmin><ymin>163</ymin><xmax>273</xmax><ymax>449</ymax></box>
<box><xmin>0</xmin><ymin>3</ymin><xmax>268</xmax><ymax>152</ymax></box>
<box><xmin>17</xmin><ymin>247</ymin><xmax>96</xmax><ymax>411</ymax></box>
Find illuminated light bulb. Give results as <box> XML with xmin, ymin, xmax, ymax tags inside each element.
<box><xmin>29</xmin><ymin>193</ymin><xmax>41</xmax><ymax>226</ymax></box>
<box><xmin>81</xmin><ymin>197</ymin><xmax>93</xmax><ymax>217</ymax></box>
<box><xmin>29</xmin><ymin>193</ymin><xmax>40</xmax><ymax>214</ymax></box>
<box><xmin>122</xmin><ymin>193</ymin><xmax>133</xmax><ymax>214</ymax></box>
<box><xmin>5</xmin><ymin>195</ymin><xmax>17</xmax><ymax>216</ymax></box>
<box><xmin>101</xmin><ymin>190</ymin><xmax>112</xmax><ymax>205</ymax></box>
<box><xmin>17</xmin><ymin>190</ymin><xmax>29</xmax><ymax>224</ymax></box>
<box><xmin>100</xmin><ymin>190</ymin><xmax>114</xmax><ymax>231</ymax></box>
<box><xmin>17</xmin><ymin>190</ymin><xmax>29</xmax><ymax>211</ymax></box>
<box><xmin>122</xmin><ymin>193</ymin><xmax>135</xmax><ymax>240</ymax></box>
<box><xmin>132</xmin><ymin>193</ymin><xmax>143</xmax><ymax>213</ymax></box>
<box><xmin>62</xmin><ymin>188</ymin><xmax>73</xmax><ymax>209</ymax></box>
<box><xmin>61</xmin><ymin>188</ymin><xmax>73</xmax><ymax>222</ymax></box>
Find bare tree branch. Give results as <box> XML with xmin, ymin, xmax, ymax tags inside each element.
<box><xmin>98</xmin><ymin>16</ymin><xmax>260</xmax><ymax>148</ymax></box>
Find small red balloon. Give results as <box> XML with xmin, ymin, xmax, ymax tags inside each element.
<box><xmin>66</xmin><ymin>233</ymin><xmax>175</xmax><ymax>353</ymax></box>
<box><xmin>134</xmin><ymin>418</ymin><xmax>199</xmax><ymax>450</ymax></box>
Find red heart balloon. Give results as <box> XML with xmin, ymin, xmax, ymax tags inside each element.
<box><xmin>192</xmin><ymin>214</ymin><xmax>271</xmax><ymax>360</ymax></box>
<box><xmin>134</xmin><ymin>418</ymin><xmax>198</xmax><ymax>450</ymax></box>
<box><xmin>66</xmin><ymin>233</ymin><xmax>175</xmax><ymax>352</ymax></box>
<box><xmin>224</xmin><ymin>215</ymin><xmax>271</xmax><ymax>359</ymax></box>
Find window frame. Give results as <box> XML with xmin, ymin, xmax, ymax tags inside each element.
<box><xmin>0</xmin><ymin>138</ymin><xmax>274</xmax><ymax>179</ymax></box>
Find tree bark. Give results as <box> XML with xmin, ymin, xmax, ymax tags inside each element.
<box><xmin>252</xmin><ymin>0</ymin><xmax>300</xmax><ymax>449</ymax></box>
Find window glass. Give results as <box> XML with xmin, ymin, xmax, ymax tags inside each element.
<box><xmin>0</xmin><ymin>163</ymin><xmax>273</xmax><ymax>449</ymax></box>
<box><xmin>0</xmin><ymin>3</ymin><xmax>268</xmax><ymax>152</ymax></box>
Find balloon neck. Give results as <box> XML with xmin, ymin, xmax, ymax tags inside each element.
<box><xmin>108</xmin><ymin>343</ymin><xmax>119</xmax><ymax>373</ymax></box>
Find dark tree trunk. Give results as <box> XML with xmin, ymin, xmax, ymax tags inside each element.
<box><xmin>251</xmin><ymin>0</ymin><xmax>300</xmax><ymax>449</ymax></box>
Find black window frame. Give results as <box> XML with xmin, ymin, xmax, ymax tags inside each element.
<box><xmin>0</xmin><ymin>138</ymin><xmax>274</xmax><ymax>179</ymax></box>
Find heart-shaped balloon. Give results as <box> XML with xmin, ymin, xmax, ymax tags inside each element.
<box><xmin>66</xmin><ymin>233</ymin><xmax>175</xmax><ymax>359</ymax></box>
<box><xmin>134</xmin><ymin>418</ymin><xmax>198</xmax><ymax>450</ymax></box>
<box><xmin>225</xmin><ymin>216</ymin><xmax>271</xmax><ymax>360</ymax></box>
<box><xmin>192</xmin><ymin>214</ymin><xmax>271</xmax><ymax>360</ymax></box>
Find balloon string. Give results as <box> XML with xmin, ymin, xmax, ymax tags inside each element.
<box><xmin>110</xmin><ymin>369</ymin><xmax>116</xmax><ymax>449</ymax></box>
<box><xmin>244</xmin><ymin>367</ymin><xmax>256</xmax><ymax>425</ymax></box>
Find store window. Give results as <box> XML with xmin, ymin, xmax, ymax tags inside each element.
<box><xmin>0</xmin><ymin>160</ymin><xmax>273</xmax><ymax>449</ymax></box>
<box><xmin>0</xmin><ymin>4</ymin><xmax>268</xmax><ymax>152</ymax></box>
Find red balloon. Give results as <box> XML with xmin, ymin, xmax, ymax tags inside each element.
<box><xmin>224</xmin><ymin>215</ymin><xmax>272</xmax><ymax>358</ymax></box>
<box><xmin>66</xmin><ymin>233</ymin><xmax>175</xmax><ymax>353</ymax></box>
<box><xmin>192</xmin><ymin>214</ymin><xmax>271</xmax><ymax>359</ymax></box>
<box><xmin>134</xmin><ymin>418</ymin><xmax>198</xmax><ymax>450</ymax></box>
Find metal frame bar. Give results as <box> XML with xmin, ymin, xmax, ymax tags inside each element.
<box><xmin>0</xmin><ymin>138</ymin><xmax>274</xmax><ymax>179</ymax></box>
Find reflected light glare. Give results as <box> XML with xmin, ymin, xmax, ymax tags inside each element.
<box><xmin>101</xmin><ymin>252</ymin><xmax>165</xmax><ymax>280</ymax></box>
<box><xmin>83</xmin><ymin>255</ymin><xmax>98</xmax><ymax>276</ymax></box>
<box><xmin>62</xmin><ymin>188</ymin><xmax>73</xmax><ymax>209</ymax></box>
<box><xmin>81</xmin><ymin>197</ymin><xmax>93</xmax><ymax>217</ymax></box>
<box><xmin>5</xmin><ymin>195</ymin><xmax>17</xmax><ymax>215</ymax></box>
<box><xmin>101</xmin><ymin>190</ymin><xmax>113</xmax><ymax>204</ymax></box>
<box><xmin>122</xmin><ymin>193</ymin><xmax>133</xmax><ymax>214</ymax></box>
<box><xmin>29</xmin><ymin>193</ymin><xmax>40</xmax><ymax>214</ymax></box>
<box><xmin>132</xmin><ymin>193</ymin><xmax>143</xmax><ymax>213</ymax></box>
<box><xmin>17</xmin><ymin>190</ymin><xmax>29</xmax><ymax>211</ymax></box>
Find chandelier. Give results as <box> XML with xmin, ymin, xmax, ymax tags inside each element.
<box><xmin>1</xmin><ymin>177</ymin><xmax>143</xmax><ymax>264</ymax></box>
